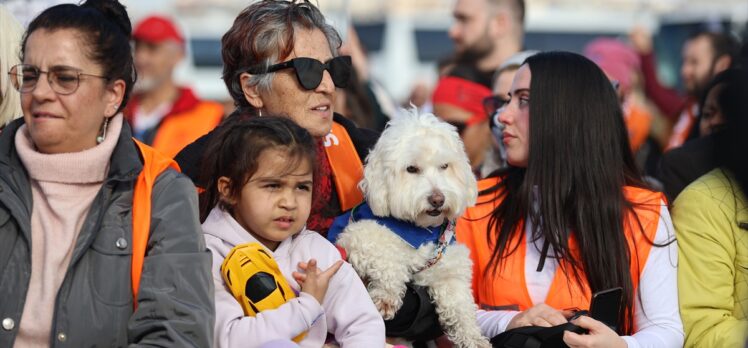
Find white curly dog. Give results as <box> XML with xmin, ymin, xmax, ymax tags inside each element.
<box><xmin>329</xmin><ymin>109</ymin><xmax>489</xmax><ymax>347</ymax></box>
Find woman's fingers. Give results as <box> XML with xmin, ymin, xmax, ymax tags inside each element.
<box><xmin>563</xmin><ymin>330</ymin><xmax>589</xmax><ymax>347</ymax></box>
<box><xmin>571</xmin><ymin>316</ymin><xmax>605</xmax><ymax>333</ymax></box>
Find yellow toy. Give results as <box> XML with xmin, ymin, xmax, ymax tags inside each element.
<box><xmin>221</xmin><ymin>242</ymin><xmax>306</xmax><ymax>342</ymax></box>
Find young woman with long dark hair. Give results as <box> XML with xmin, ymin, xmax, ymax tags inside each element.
<box><xmin>456</xmin><ymin>51</ymin><xmax>684</xmax><ymax>347</ymax></box>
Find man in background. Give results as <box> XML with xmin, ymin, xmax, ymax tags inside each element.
<box><xmin>630</xmin><ymin>28</ymin><xmax>740</xmax><ymax>150</ymax></box>
<box><xmin>126</xmin><ymin>15</ymin><xmax>224</xmax><ymax>158</ymax></box>
<box><xmin>433</xmin><ymin>0</ymin><xmax>525</xmax><ymax>173</ymax></box>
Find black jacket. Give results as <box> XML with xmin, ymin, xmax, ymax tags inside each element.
<box><xmin>657</xmin><ymin>134</ymin><xmax>719</xmax><ymax>203</ymax></box>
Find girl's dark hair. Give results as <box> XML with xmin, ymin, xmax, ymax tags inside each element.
<box><xmin>21</xmin><ymin>0</ymin><xmax>135</xmax><ymax>115</ymax></box>
<box><xmin>483</xmin><ymin>51</ymin><xmax>653</xmax><ymax>335</ymax></box>
<box><xmin>714</xmin><ymin>68</ymin><xmax>748</xmax><ymax>196</ymax></box>
<box><xmin>198</xmin><ymin>116</ymin><xmax>317</xmax><ymax>221</ymax></box>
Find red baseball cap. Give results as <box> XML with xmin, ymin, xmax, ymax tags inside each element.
<box><xmin>133</xmin><ymin>15</ymin><xmax>184</xmax><ymax>44</ymax></box>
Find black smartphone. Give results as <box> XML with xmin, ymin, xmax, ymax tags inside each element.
<box><xmin>590</xmin><ymin>287</ymin><xmax>623</xmax><ymax>332</ymax></box>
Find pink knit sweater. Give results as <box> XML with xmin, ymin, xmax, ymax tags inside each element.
<box><xmin>13</xmin><ymin>114</ymin><xmax>122</xmax><ymax>347</ymax></box>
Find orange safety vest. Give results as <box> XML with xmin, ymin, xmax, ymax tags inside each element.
<box><xmin>151</xmin><ymin>101</ymin><xmax>224</xmax><ymax>158</ymax></box>
<box><xmin>456</xmin><ymin>177</ymin><xmax>662</xmax><ymax>312</ymax></box>
<box><xmin>323</xmin><ymin>122</ymin><xmax>364</xmax><ymax>212</ymax></box>
<box><xmin>623</xmin><ymin>101</ymin><xmax>653</xmax><ymax>153</ymax></box>
<box><xmin>131</xmin><ymin>139</ymin><xmax>181</xmax><ymax>309</ymax></box>
<box><xmin>665</xmin><ymin>101</ymin><xmax>698</xmax><ymax>151</ymax></box>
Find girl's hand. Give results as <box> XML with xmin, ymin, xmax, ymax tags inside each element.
<box><xmin>292</xmin><ymin>259</ymin><xmax>343</xmax><ymax>304</ymax></box>
<box><xmin>563</xmin><ymin>316</ymin><xmax>627</xmax><ymax>348</ymax></box>
<box><xmin>506</xmin><ymin>303</ymin><xmax>570</xmax><ymax>329</ymax></box>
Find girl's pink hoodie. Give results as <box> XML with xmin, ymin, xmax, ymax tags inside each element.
<box><xmin>202</xmin><ymin>207</ymin><xmax>385</xmax><ymax>348</ymax></box>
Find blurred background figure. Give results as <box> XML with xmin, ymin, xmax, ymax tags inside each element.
<box><xmin>448</xmin><ymin>0</ymin><xmax>525</xmax><ymax>82</ymax></box>
<box><xmin>125</xmin><ymin>15</ymin><xmax>224</xmax><ymax>158</ymax></box>
<box><xmin>433</xmin><ymin>0</ymin><xmax>526</xmax><ymax>173</ymax></box>
<box><xmin>0</xmin><ymin>5</ymin><xmax>24</xmax><ymax>127</ymax></box>
<box><xmin>630</xmin><ymin>27</ymin><xmax>741</xmax><ymax>151</ymax></box>
<box><xmin>336</xmin><ymin>24</ymin><xmax>396</xmax><ymax>132</ymax></box>
<box><xmin>584</xmin><ymin>38</ymin><xmax>654</xmax><ymax>156</ymax></box>
<box><xmin>658</xmin><ymin>68</ymin><xmax>745</xmax><ymax>202</ymax></box>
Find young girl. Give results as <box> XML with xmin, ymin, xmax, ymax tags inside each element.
<box><xmin>200</xmin><ymin>116</ymin><xmax>385</xmax><ymax>348</ymax></box>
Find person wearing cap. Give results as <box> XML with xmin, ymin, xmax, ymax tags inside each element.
<box><xmin>125</xmin><ymin>15</ymin><xmax>224</xmax><ymax>158</ymax></box>
<box><xmin>584</xmin><ymin>38</ymin><xmax>654</xmax><ymax>154</ymax></box>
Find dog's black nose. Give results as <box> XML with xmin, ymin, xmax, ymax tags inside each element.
<box><xmin>428</xmin><ymin>192</ymin><xmax>445</xmax><ymax>208</ymax></box>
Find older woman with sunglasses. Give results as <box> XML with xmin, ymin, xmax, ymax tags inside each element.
<box><xmin>175</xmin><ymin>0</ymin><xmax>445</xmax><ymax>344</ymax></box>
<box><xmin>0</xmin><ymin>1</ymin><xmax>213</xmax><ymax>346</ymax></box>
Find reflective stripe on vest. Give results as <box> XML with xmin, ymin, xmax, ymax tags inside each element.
<box><xmin>132</xmin><ymin>139</ymin><xmax>181</xmax><ymax>309</ymax></box>
<box><xmin>456</xmin><ymin>177</ymin><xmax>663</xmax><ymax>313</ymax></box>
<box><xmin>324</xmin><ymin>122</ymin><xmax>364</xmax><ymax>212</ymax></box>
<box><xmin>151</xmin><ymin>101</ymin><xmax>224</xmax><ymax>158</ymax></box>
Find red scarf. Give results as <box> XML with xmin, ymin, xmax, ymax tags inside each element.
<box><xmin>307</xmin><ymin>141</ymin><xmax>334</xmax><ymax>234</ymax></box>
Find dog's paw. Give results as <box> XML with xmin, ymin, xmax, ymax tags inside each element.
<box><xmin>374</xmin><ymin>298</ymin><xmax>399</xmax><ymax>320</ymax></box>
<box><xmin>369</xmin><ymin>288</ymin><xmax>403</xmax><ymax>320</ymax></box>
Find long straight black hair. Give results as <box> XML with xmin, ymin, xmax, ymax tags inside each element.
<box><xmin>484</xmin><ymin>51</ymin><xmax>653</xmax><ymax>335</ymax></box>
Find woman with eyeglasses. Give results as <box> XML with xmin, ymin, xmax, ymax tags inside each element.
<box><xmin>175</xmin><ymin>0</ymin><xmax>445</xmax><ymax>344</ymax></box>
<box><xmin>0</xmin><ymin>1</ymin><xmax>213</xmax><ymax>346</ymax></box>
<box><xmin>456</xmin><ymin>52</ymin><xmax>684</xmax><ymax>347</ymax></box>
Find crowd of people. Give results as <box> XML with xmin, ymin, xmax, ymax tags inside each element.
<box><xmin>0</xmin><ymin>0</ymin><xmax>746</xmax><ymax>347</ymax></box>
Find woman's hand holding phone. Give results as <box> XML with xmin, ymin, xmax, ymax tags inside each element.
<box><xmin>563</xmin><ymin>315</ymin><xmax>627</xmax><ymax>348</ymax></box>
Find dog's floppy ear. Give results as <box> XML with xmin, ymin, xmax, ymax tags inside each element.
<box><xmin>359</xmin><ymin>143</ymin><xmax>391</xmax><ymax>217</ymax></box>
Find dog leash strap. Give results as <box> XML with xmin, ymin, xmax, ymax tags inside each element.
<box><xmin>417</xmin><ymin>220</ymin><xmax>456</xmax><ymax>273</ymax></box>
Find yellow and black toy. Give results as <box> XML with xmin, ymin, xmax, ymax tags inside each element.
<box><xmin>221</xmin><ymin>242</ymin><xmax>306</xmax><ymax>342</ymax></box>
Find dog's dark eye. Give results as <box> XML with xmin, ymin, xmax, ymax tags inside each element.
<box><xmin>440</xmin><ymin>163</ymin><xmax>449</xmax><ymax>170</ymax></box>
<box><xmin>406</xmin><ymin>165</ymin><xmax>420</xmax><ymax>174</ymax></box>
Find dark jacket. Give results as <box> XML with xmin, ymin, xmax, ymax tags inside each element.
<box><xmin>0</xmin><ymin>119</ymin><xmax>214</xmax><ymax>347</ymax></box>
<box><xmin>657</xmin><ymin>134</ymin><xmax>719</xmax><ymax>203</ymax></box>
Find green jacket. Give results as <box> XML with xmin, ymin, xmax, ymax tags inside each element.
<box><xmin>673</xmin><ymin>168</ymin><xmax>748</xmax><ymax>347</ymax></box>
<box><xmin>0</xmin><ymin>118</ymin><xmax>214</xmax><ymax>347</ymax></box>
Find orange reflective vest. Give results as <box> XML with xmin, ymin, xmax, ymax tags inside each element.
<box><xmin>456</xmin><ymin>177</ymin><xmax>662</xmax><ymax>312</ymax></box>
<box><xmin>323</xmin><ymin>122</ymin><xmax>364</xmax><ymax>212</ymax></box>
<box><xmin>131</xmin><ymin>139</ymin><xmax>181</xmax><ymax>309</ymax></box>
<box><xmin>151</xmin><ymin>101</ymin><xmax>224</xmax><ymax>158</ymax></box>
<box><xmin>666</xmin><ymin>101</ymin><xmax>698</xmax><ymax>151</ymax></box>
<box><xmin>623</xmin><ymin>101</ymin><xmax>653</xmax><ymax>153</ymax></box>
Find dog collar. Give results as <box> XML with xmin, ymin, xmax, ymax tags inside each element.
<box><xmin>328</xmin><ymin>202</ymin><xmax>451</xmax><ymax>250</ymax></box>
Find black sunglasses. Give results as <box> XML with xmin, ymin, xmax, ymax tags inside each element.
<box><xmin>246</xmin><ymin>56</ymin><xmax>352</xmax><ymax>90</ymax></box>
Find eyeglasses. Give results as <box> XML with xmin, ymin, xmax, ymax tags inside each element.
<box><xmin>8</xmin><ymin>64</ymin><xmax>109</xmax><ymax>95</ymax></box>
<box><xmin>246</xmin><ymin>56</ymin><xmax>352</xmax><ymax>90</ymax></box>
<box><xmin>482</xmin><ymin>94</ymin><xmax>509</xmax><ymax>119</ymax></box>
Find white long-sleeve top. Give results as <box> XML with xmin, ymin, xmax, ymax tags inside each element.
<box><xmin>476</xmin><ymin>202</ymin><xmax>684</xmax><ymax>347</ymax></box>
<box><xmin>202</xmin><ymin>207</ymin><xmax>385</xmax><ymax>348</ymax></box>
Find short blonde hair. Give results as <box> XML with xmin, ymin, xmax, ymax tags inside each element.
<box><xmin>0</xmin><ymin>6</ymin><xmax>23</xmax><ymax>126</ymax></box>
